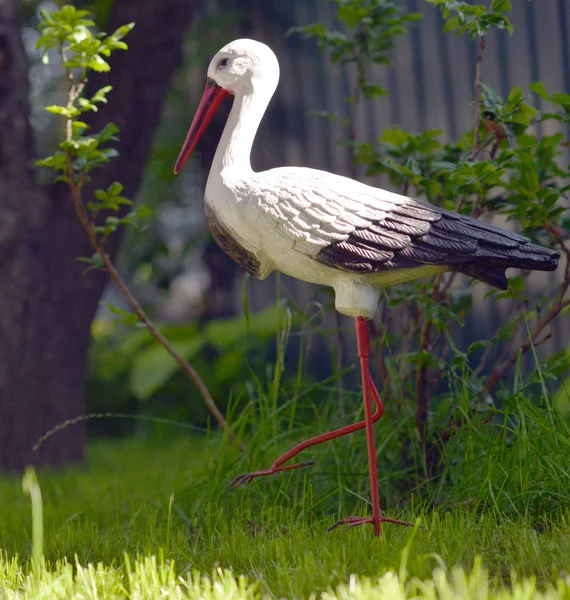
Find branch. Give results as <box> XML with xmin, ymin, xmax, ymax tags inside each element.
<box><xmin>415</xmin><ymin>275</ymin><xmax>444</xmax><ymax>445</ymax></box>
<box><xmin>415</xmin><ymin>37</ymin><xmax>491</xmax><ymax>432</ymax></box>
<box><xmin>56</xmin><ymin>40</ymin><xmax>234</xmax><ymax>442</ymax></box>
<box><xmin>348</xmin><ymin>59</ymin><xmax>365</xmax><ymax>180</ymax></box>
<box><xmin>471</xmin><ymin>35</ymin><xmax>485</xmax><ymax>161</ymax></box>
<box><xmin>65</xmin><ymin>153</ymin><xmax>230</xmax><ymax>435</ymax></box>
<box><xmin>483</xmin><ymin>244</ymin><xmax>570</xmax><ymax>393</ymax></box>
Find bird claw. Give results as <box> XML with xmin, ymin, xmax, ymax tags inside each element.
<box><xmin>328</xmin><ymin>515</ymin><xmax>414</xmax><ymax>534</ymax></box>
<box><xmin>228</xmin><ymin>460</ymin><xmax>316</xmax><ymax>488</ymax></box>
<box><xmin>228</xmin><ymin>471</ymin><xmax>266</xmax><ymax>487</ymax></box>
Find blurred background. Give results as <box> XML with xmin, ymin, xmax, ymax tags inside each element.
<box><xmin>1</xmin><ymin>0</ymin><xmax>568</xmax><ymax>473</ymax></box>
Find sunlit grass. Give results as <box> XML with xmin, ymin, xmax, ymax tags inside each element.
<box><xmin>1</xmin><ymin>434</ymin><xmax>569</xmax><ymax>599</ymax></box>
<box><xmin>1</xmin><ymin>554</ymin><xmax>570</xmax><ymax>599</ymax></box>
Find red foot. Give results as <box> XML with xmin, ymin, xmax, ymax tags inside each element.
<box><xmin>328</xmin><ymin>515</ymin><xmax>414</xmax><ymax>536</ymax></box>
<box><xmin>228</xmin><ymin>460</ymin><xmax>315</xmax><ymax>487</ymax></box>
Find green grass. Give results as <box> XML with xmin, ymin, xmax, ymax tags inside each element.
<box><xmin>1</xmin><ymin>434</ymin><xmax>569</xmax><ymax>599</ymax></box>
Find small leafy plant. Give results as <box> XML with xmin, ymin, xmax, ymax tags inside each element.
<box><xmin>295</xmin><ymin>0</ymin><xmax>570</xmax><ymax>478</ymax></box>
<box><xmin>290</xmin><ymin>0</ymin><xmax>422</xmax><ymax>178</ymax></box>
<box><xmin>35</xmin><ymin>5</ymin><xmax>229</xmax><ymax>434</ymax></box>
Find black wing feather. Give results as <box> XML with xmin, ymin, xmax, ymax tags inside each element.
<box><xmin>316</xmin><ymin>198</ymin><xmax>559</xmax><ymax>289</ymax></box>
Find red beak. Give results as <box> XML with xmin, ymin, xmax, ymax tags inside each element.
<box><xmin>174</xmin><ymin>78</ymin><xmax>230</xmax><ymax>174</ymax></box>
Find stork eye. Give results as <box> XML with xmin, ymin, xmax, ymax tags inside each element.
<box><xmin>218</xmin><ymin>58</ymin><xmax>229</xmax><ymax>68</ymax></box>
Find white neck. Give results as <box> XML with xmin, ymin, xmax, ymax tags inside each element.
<box><xmin>212</xmin><ymin>80</ymin><xmax>275</xmax><ymax>176</ymax></box>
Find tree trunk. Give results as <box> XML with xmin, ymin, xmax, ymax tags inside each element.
<box><xmin>0</xmin><ymin>0</ymin><xmax>197</xmax><ymax>472</ymax></box>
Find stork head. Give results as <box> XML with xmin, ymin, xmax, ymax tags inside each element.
<box><xmin>174</xmin><ymin>39</ymin><xmax>279</xmax><ymax>174</ymax></box>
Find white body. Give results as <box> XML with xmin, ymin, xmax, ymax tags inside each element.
<box><xmin>201</xmin><ymin>39</ymin><xmax>445</xmax><ymax>318</ymax></box>
<box><xmin>207</xmin><ymin>167</ymin><xmax>445</xmax><ymax>317</ymax></box>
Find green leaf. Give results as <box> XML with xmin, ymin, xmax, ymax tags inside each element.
<box><xmin>88</xmin><ymin>55</ymin><xmax>111</xmax><ymax>72</ymax></box>
<box><xmin>205</xmin><ymin>305</ymin><xmax>284</xmax><ymax>350</ymax></box>
<box><xmin>129</xmin><ymin>338</ymin><xmax>205</xmax><ymax>400</ymax></box>
<box><xmin>97</xmin><ymin>123</ymin><xmax>120</xmax><ymax>143</ymax></box>
<box><xmin>129</xmin><ymin>205</ymin><xmax>151</xmax><ymax>218</ymax></box>
<box><xmin>108</xmin><ymin>181</ymin><xmax>124</xmax><ymax>196</ymax></box>
<box><xmin>554</xmin><ymin>377</ymin><xmax>570</xmax><ymax>415</ymax></box>
<box><xmin>519</xmin><ymin>163</ymin><xmax>540</xmax><ymax>193</ymax></box>
<box><xmin>38</xmin><ymin>7</ymin><xmax>53</xmax><ymax>23</ymax></box>
<box><xmin>111</xmin><ymin>23</ymin><xmax>135</xmax><ymax>40</ymax></box>
<box><xmin>381</xmin><ymin>128</ymin><xmax>410</xmax><ymax>146</ymax></box>
<box><xmin>507</xmin><ymin>86</ymin><xmax>523</xmax><ymax>104</ymax></box>
<box><xmin>45</xmin><ymin>105</ymin><xmax>80</xmax><ymax>118</ymax></box>
<box><xmin>362</xmin><ymin>84</ymin><xmax>388</xmax><ymax>98</ymax></box>
<box><xmin>78</xmin><ymin>98</ymin><xmax>97</xmax><ymax>112</ymax></box>
<box><xmin>529</xmin><ymin>82</ymin><xmax>551</xmax><ymax>101</ymax></box>
<box><xmin>491</xmin><ymin>0</ymin><xmax>512</xmax><ymax>11</ymax></box>
<box><xmin>443</xmin><ymin>16</ymin><xmax>460</xmax><ymax>33</ymax></box>
<box><xmin>552</xmin><ymin>92</ymin><xmax>570</xmax><ymax>106</ymax></box>
<box><xmin>91</xmin><ymin>86</ymin><xmax>113</xmax><ymax>104</ymax></box>
<box><xmin>35</xmin><ymin>154</ymin><xmax>68</xmax><ymax>171</ymax></box>
<box><xmin>106</xmin><ymin>303</ymin><xmax>134</xmax><ymax>319</ymax></box>
<box><xmin>468</xmin><ymin>340</ymin><xmax>489</xmax><ymax>354</ymax></box>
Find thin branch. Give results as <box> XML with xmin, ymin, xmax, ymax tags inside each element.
<box><xmin>66</xmin><ymin>157</ymin><xmax>231</xmax><ymax>435</ymax></box>
<box><xmin>473</xmin><ymin>305</ymin><xmax>522</xmax><ymax>378</ymax></box>
<box><xmin>415</xmin><ymin>29</ymin><xmax>486</xmax><ymax>443</ymax></box>
<box><xmin>483</xmin><ymin>332</ymin><xmax>554</xmax><ymax>394</ymax></box>
<box><xmin>415</xmin><ymin>275</ymin><xmax>443</xmax><ymax>446</ymax></box>
<box><xmin>348</xmin><ymin>59</ymin><xmax>365</xmax><ymax>180</ymax></box>
<box><xmin>471</xmin><ymin>35</ymin><xmax>485</xmax><ymax>161</ymax></box>
<box><xmin>483</xmin><ymin>245</ymin><xmax>570</xmax><ymax>393</ymax></box>
<box><xmin>62</xmin><ymin>75</ymin><xmax>234</xmax><ymax>442</ymax></box>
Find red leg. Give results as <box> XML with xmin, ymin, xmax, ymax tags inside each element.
<box><xmin>360</xmin><ymin>316</ymin><xmax>381</xmax><ymax>535</ymax></box>
<box><xmin>328</xmin><ymin>317</ymin><xmax>413</xmax><ymax>536</ymax></box>
<box><xmin>229</xmin><ymin>342</ymin><xmax>385</xmax><ymax>488</ymax></box>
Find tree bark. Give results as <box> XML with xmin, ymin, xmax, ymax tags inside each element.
<box><xmin>0</xmin><ymin>0</ymin><xmax>197</xmax><ymax>472</ymax></box>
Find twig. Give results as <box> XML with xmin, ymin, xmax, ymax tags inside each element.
<box><xmin>483</xmin><ymin>332</ymin><xmax>554</xmax><ymax>393</ymax></box>
<box><xmin>62</xmin><ymin>73</ymin><xmax>234</xmax><ymax>442</ymax></box>
<box><xmin>416</xmin><ymin>35</ymin><xmax>487</xmax><ymax>447</ymax></box>
<box><xmin>415</xmin><ymin>275</ymin><xmax>443</xmax><ymax>446</ymax></box>
<box><xmin>483</xmin><ymin>244</ymin><xmax>569</xmax><ymax>393</ymax></box>
<box><xmin>471</xmin><ymin>35</ymin><xmax>485</xmax><ymax>161</ymax></box>
<box><xmin>348</xmin><ymin>59</ymin><xmax>365</xmax><ymax>180</ymax></box>
<box><xmin>474</xmin><ymin>302</ymin><xmax>528</xmax><ymax>378</ymax></box>
<box><xmin>66</xmin><ymin>160</ymin><xmax>231</xmax><ymax>434</ymax></box>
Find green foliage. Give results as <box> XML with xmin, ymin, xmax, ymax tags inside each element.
<box><xmin>291</xmin><ymin>0</ymin><xmax>421</xmax><ymax>70</ymax></box>
<box><xmin>35</xmin><ymin>5</ymin><xmax>130</xmax><ymax>184</ymax></box>
<box><xmin>290</xmin><ymin>0</ymin><xmax>421</xmax><ymax>116</ymax></box>
<box><xmin>426</xmin><ymin>0</ymin><xmax>514</xmax><ymax>38</ymax></box>
<box><xmin>36</xmin><ymin>5</ymin><xmax>132</xmax><ymax>70</ymax></box>
<box><xmin>90</xmin><ymin>304</ymin><xmax>291</xmax><ymax>404</ymax></box>
<box><xmin>35</xmin><ymin>5</ymin><xmax>148</xmax><ymax>247</ymax></box>
<box><xmin>296</xmin><ymin>0</ymin><xmax>570</xmax><ymax>473</ymax></box>
<box><xmin>36</xmin><ymin>6</ymin><xmax>156</xmax><ymax>325</ymax></box>
<box><xmin>2</xmin><ymin>553</ymin><xmax>570</xmax><ymax>599</ymax></box>
<box><xmin>130</xmin><ymin>337</ymin><xmax>205</xmax><ymax>400</ymax></box>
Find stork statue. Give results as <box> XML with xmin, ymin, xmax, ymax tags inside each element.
<box><xmin>174</xmin><ymin>39</ymin><xmax>559</xmax><ymax>536</ymax></box>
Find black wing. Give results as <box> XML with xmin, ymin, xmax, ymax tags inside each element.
<box><xmin>317</xmin><ymin>198</ymin><xmax>559</xmax><ymax>289</ymax></box>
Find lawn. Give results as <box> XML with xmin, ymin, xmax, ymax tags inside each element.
<box><xmin>1</xmin><ymin>430</ymin><xmax>569</xmax><ymax>599</ymax></box>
